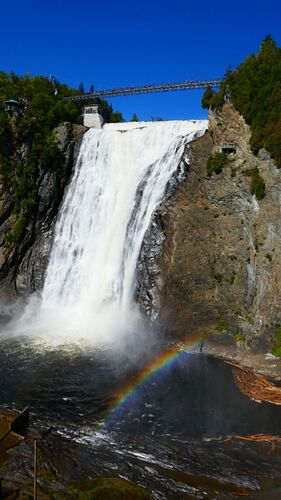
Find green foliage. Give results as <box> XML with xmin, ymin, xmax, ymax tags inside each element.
<box><xmin>0</xmin><ymin>110</ymin><xmax>13</xmax><ymax>156</ymax></box>
<box><xmin>63</xmin><ymin>477</ymin><xmax>152</xmax><ymax>500</ymax></box>
<box><xmin>46</xmin><ymin>101</ymin><xmax>80</xmax><ymax>130</ymax></box>
<box><xmin>6</xmin><ymin>214</ymin><xmax>28</xmax><ymax>243</ymax></box>
<box><xmin>250</xmin><ymin>167</ymin><xmax>265</xmax><ymax>199</ymax></box>
<box><xmin>130</xmin><ymin>113</ymin><xmax>139</xmax><ymax>122</ymax></box>
<box><xmin>0</xmin><ymin>110</ymin><xmax>10</xmax><ymax>137</ymax></box>
<box><xmin>234</xmin><ymin>331</ymin><xmax>246</xmax><ymax>342</ymax></box>
<box><xmin>0</xmin><ymin>72</ymin><xmax>78</xmax><ymax>243</ymax></box>
<box><xmin>78</xmin><ymin>82</ymin><xmax>85</xmax><ymax>94</ymax></box>
<box><xmin>228</xmin><ymin>270</ymin><xmax>236</xmax><ymax>284</ymax></box>
<box><xmin>41</xmin><ymin>132</ymin><xmax>64</xmax><ymax>170</ymax></box>
<box><xmin>202</xmin><ymin>36</ymin><xmax>281</xmax><ymax>165</ymax></box>
<box><xmin>215</xmin><ymin>322</ymin><xmax>229</xmax><ymax>333</ymax></box>
<box><xmin>0</xmin><ymin>154</ymin><xmax>11</xmax><ymax>184</ymax></box>
<box><xmin>0</xmin><ymin>70</ymin><xmax>124</xmax><ymax>245</ymax></box>
<box><xmin>206</xmin><ymin>151</ymin><xmax>228</xmax><ymax>176</ymax></box>
<box><xmin>264</xmin><ymin>118</ymin><xmax>281</xmax><ymax>164</ymax></box>
<box><xmin>272</xmin><ymin>324</ymin><xmax>281</xmax><ymax>357</ymax></box>
<box><xmin>201</xmin><ymin>82</ymin><xmax>226</xmax><ymax>110</ymax></box>
<box><xmin>110</xmin><ymin>111</ymin><xmax>125</xmax><ymax>123</ymax></box>
<box><xmin>82</xmin><ymin>96</ymin><xmax>124</xmax><ymax>123</ymax></box>
<box><xmin>201</xmin><ymin>86</ymin><xmax>215</xmax><ymax>109</ymax></box>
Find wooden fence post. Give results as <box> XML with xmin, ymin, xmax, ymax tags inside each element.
<box><xmin>34</xmin><ymin>439</ymin><xmax>37</xmax><ymax>500</ymax></box>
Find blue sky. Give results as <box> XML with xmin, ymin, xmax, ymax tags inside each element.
<box><xmin>1</xmin><ymin>0</ymin><xmax>280</xmax><ymax>121</ymax></box>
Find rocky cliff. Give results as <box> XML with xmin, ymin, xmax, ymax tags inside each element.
<box><xmin>138</xmin><ymin>104</ymin><xmax>281</xmax><ymax>377</ymax></box>
<box><xmin>1</xmin><ymin>106</ymin><xmax>281</xmax><ymax>376</ymax></box>
<box><xmin>0</xmin><ymin>122</ymin><xmax>86</xmax><ymax>310</ymax></box>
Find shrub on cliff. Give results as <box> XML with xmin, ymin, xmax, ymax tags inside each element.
<box><xmin>0</xmin><ymin>110</ymin><xmax>13</xmax><ymax>157</ymax></box>
<box><xmin>206</xmin><ymin>151</ymin><xmax>228</xmax><ymax>176</ymax></box>
<box><xmin>201</xmin><ymin>36</ymin><xmax>281</xmax><ymax>165</ymax></box>
<box><xmin>0</xmin><ymin>110</ymin><xmax>13</xmax><ymax>183</ymax></box>
<box><xmin>250</xmin><ymin>167</ymin><xmax>265</xmax><ymax>200</ymax></box>
<box><xmin>272</xmin><ymin>324</ymin><xmax>281</xmax><ymax>357</ymax></box>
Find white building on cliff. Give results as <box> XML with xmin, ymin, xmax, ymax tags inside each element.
<box><xmin>82</xmin><ymin>104</ymin><xmax>104</xmax><ymax>128</ymax></box>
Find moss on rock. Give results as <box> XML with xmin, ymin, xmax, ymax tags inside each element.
<box><xmin>62</xmin><ymin>477</ymin><xmax>152</xmax><ymax>500</ymax></box>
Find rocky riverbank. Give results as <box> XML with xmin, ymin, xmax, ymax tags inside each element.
<box><xmin>2</xmin><ymin>424</ymin><xmax>281</xmax><ymax>499</ymax></box>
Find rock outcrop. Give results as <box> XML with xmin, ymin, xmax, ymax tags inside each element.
<box><xmin>138</xmin><ymin>104</ymin><xmax>281</xmax><ymax>371</ymax></box>
<box><xmin>0</xmin><ymin>122</ymin><xmax>86</xmax><ymax>308</ymax></box>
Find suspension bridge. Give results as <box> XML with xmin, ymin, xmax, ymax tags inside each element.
<box><xmin>63</xmin><ymin>79</ymin><xmax>221</xmax><ymax>100</ymax></box>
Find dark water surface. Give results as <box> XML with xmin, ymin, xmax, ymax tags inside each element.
<box><xmin>1</xmin><ymin>332</ymin><xmax>281</xmax><ymax>498</ymax></box>
<box><xmin>0</xmin><ymin>334</ymin><xmax>280</xmax><ymax>437</ymax></box>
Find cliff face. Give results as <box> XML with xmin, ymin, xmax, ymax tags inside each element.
<box><xmin>1</xmin><ymin>107</ymin><xmax>281</xmax><ymax>374</ymax></box>
<box><xmin>140</xmin><ymin>104</ymin><xmax>281</xmax><ymax>369</ymax></box>
<box><xmin>0</xmin><ymin>123</ymin><xmax>86</xmax><ymax>308</ymax></box>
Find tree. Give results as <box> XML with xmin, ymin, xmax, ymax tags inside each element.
<box><xmin>110</xmin><ymin>111</ymin><xmax>124</xmax><ymax>123</ymax></box>
<box><xmin>203</xmin><ymin>36</ymin><xmax>281</xmax><ymax>164</ymax></box>
<box><xmin>89</xmin><ymin>84</ymin><xmax>95</xmax><ymax>93</ymax></box>
<box><xmin>130</xmin><ymin>113</ymin><xmax>139</xmax><ymax>122</ymax></box>
<box><xmin>201</xmin><ymin>86</ymin><xmax>214</xmax><ymax>109</ymax></box>
<box><xmin>0</xmin><ymin>69</ymin><xmax>126</xmax><ymax>246</ymax></box>
<box><xmin>78</xmin><ymin>82</ymin><xmax>85</xmax><ymax>94</ymax></box>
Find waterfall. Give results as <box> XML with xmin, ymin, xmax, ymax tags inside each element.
<box><xmin>21</xmin><ymin>120</ymin><xmax>207</xmax><ymax>341</ymax></box>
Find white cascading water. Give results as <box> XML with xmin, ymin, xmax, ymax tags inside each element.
<box><xmin>20</xmin><ymin>120</ymin><xmax>207</xmax><ymax>342</ymax></box>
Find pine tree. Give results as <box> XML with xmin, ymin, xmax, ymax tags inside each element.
<box><xmin>78</xmin><ymin>82</ymin><xmax>85</xmax><ymax>94</ymax></box>
<box><xmin>202</xmin><ymin>36</ymin><xmax>281</xmax><ymax>165</ymax></box>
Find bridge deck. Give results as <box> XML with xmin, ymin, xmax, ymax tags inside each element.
<box><xmin>64</xmin><ymin>79</ymin><xmax>221</xmax><ymax>100</ymax></box>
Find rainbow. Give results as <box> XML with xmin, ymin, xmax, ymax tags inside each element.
<box><xmin>104</xmin><ymin>332</ymin><xmax>204</xmax><ymax>426</ymax></box>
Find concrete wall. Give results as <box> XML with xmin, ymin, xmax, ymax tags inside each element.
<box><xmin>83</xmin><ymin>113</ymin><xmax>104</xmax><ymax>128</ymax></box>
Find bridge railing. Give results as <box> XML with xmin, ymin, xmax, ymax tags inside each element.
<box><xmin>63</xmin><ymin>79</ymin><xmax>222</xmax><ymax>101</ymax></box>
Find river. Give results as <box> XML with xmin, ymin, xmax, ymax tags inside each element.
<box><xmin>1</xmin><ymin>331</ymin><xmax>281</xmax><ymax>498</ymax></box>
